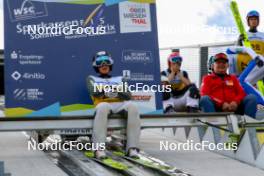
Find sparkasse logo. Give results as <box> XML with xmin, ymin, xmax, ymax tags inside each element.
<box><xmin>7</xmin><ymin>0</ymin><xmax>48</xmax><ymax>22</ymax></box>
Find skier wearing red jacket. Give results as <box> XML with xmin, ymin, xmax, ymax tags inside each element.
<box><xmin>200</xmin><ymin>53</ymin><xmax>257</xmax><ymax>118</ymax></box>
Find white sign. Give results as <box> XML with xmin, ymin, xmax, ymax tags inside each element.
<box><xmin>119</xmin><ymin>1</ymin><xmax>151</xmax><ymax>33</ymax></box>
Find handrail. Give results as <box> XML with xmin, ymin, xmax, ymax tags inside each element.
<box><xmin>159</xmin><ymin>41</ymin><xmax>236</xmax><ymax>50</ymax></box>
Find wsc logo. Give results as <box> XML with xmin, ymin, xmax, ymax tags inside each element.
<box><xmin>7</xmin><ymin>0</ymin><xmax>48</xmax><ymax>22</ymax></box>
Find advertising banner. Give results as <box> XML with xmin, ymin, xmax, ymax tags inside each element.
<box><xmin>4</xmin><ymin>0</ymin><xmax>162</xmax><ymax>117</ymax></box>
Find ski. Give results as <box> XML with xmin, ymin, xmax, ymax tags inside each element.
<box><xmin>123</xmin><ymin>155</ymin><xmax>191</xmax><ymax>176</ymax></box>
<box><xmin>106</xmin><ymin>151</ymin><xmax>166</xmax><ymax>176</ymax></box>
<box><xmin>110</xmin><ymin>150</ymin><xmax>192</xmax><ymax>176</ymax></box>
<box><xmin>84</xmin><ymin>151</ymin><xmax>139</xmax><ymax>176</ymax></box>
<box><xmin>230</xmin><ymin>0</ymin><xmax>252</xmax><ymax>48</ymax></box>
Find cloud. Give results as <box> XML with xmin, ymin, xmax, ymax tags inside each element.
<box><xmin>156</xmin><ymin>0</ymin><xmax>233</xmax><ymax>47</ymax></box>
<box><xmin>156</xmin><ymin>0</ymin><xmax>264</xmax><ymax>48</ymax></box>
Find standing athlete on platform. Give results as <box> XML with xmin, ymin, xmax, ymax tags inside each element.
<box><xmin>229</xmin><ymin>10</ymin><xmax>264</xmax><ymax>76</ymax></box>
<box><xmin>228</xmin><ymin>10</ymin><xmax>264</xmax><ymax>106</ymax></box>
<box><xmin>86</xmin><ymin>51</ymin><xmax>141</xmax><ymax>159</ymax></box>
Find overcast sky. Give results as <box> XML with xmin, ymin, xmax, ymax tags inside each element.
<box><xmin>0</xmin><ymin>0</ymin><xmax>264</xmax><ymax>49</ymax></box>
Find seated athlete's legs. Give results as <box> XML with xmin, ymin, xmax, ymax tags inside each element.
<box><xmin>186</xmin><ymin>86</ymin><xmax>199</xmax><ymax>108</ymax></box>
<box><xmin>172</xmin><ymin>95</ymin><xmax>187</xmax><ymax>111</ymax></box>
<box><xmin>92</xmin><ymin>102</ymin><xmax>112</xmax><ymax>145</ymax></box>
<box><xmin>236</xmin><ymin>94</ymin><xmax>257</xmax><ymax>118</ymax></box>
<box><xmin>199</xmin><ymin>96</ymin><xmax>216</xmax><ymax>113</ymax></box>
<box><xmin>116</xmin><ymin>102</ymin><xmax>141</xmax><ymax>152</ymax></box>
<box><xmin>163</xmin><ymin>97</ymin><xmax>175</xmax><ymax>113</ymax></box>
<box><xmin>172</xmin><ymin>88</ymin><xmax>199</xmax><ymax>112</ymax></box>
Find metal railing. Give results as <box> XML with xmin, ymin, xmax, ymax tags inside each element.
<box><xmin>159</xmin><ymin>41</ymin><xmax>236</xmax><ymax>86</ymax></box>
<box><xmin>0</xmin><ymin>113</ymin><xmax>239</xmax><ymax>134</ymax></box>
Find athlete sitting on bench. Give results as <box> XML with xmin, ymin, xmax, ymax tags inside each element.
<box><xmin>161</xmin><ymin>52</ymin><xmax>200</xmax><ymax>113</ymax></box>
<box><xmin>86</xmin><ymin>51</ymin><xmax>141</xmax><ymax>159</ymax></box>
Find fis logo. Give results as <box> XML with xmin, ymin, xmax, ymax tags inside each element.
<box><xmin>7</xmin><ymin>0</ymin><xmax>48</xmax><ymax>22</ymax></box>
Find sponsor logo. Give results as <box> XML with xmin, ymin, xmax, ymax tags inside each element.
<box><xmin>7</xmin><ymin>0</ymin><xmax>48</xmax><ymax>22</ymax></box>
<box><xmin>13</xmin><ymin>89</ymin><xmax>26</xmax><ymax>100</ymax></box>
<box><xmin>123</xmin><ymin>70</ymin><xmax>131</xmax><ymax>79</ymax></box>
<box><xmin>132</xmin><ymin>95</ymin><xmax>152</xmax><ymax>101</ymax></box>
<box><xmin>119</xmin><ymin>1</ymin><xmax>151</xmax><ymax>33</ymax></box>
<box><xmin>10</xmin><ymin>51</ymin><xmax>44</xmax><ymax>65</ymax></box>
<box><xmin>26</xmin><ymin>88</ymin><xmax>44</xmax><ymax>100</ymax></box>
<box><xmin>11</xmin><ymin>71</ymin><xmax>45</xmax><ymax>81</ymax></box>
<box><xmin>122</xmin><ymin>50</ymin><xmax>153</xmax><ymax>63</ymax></box>
<box><xmin>23</xmin><ymin>72</ymin><xmax>46</xmax><ymax>80</ymax></box>
<box><xmin>122</xmin><ymin>70</ymin><xmax>154</xmax><ymax>81</ymax></box>
<box><xmin>11</xmin><ymin>71</ymin><xmax>22</xmax><ymax>81</ymax></box>
<box><xmin>83</xmin><ymin>4</ymin><xmax>116</xmax><ymax>35</ymax></box>
<box><xmin>11</xmin><ymin>51</ymin><xmax>18</xmax><ymax>59</ymax></box>
<box><xmin>13</xmin><ymin>88</ymin><xmax>44</xmax><ymax>101</ymax></box>
<box><xmin>59</xmin><ymin>129</ymin><xmax>92</xmax><ymax>135</ymax></box>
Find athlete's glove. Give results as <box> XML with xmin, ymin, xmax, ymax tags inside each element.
<box><xmin>162</xmin><ymin>92</ymin><xmax>171</xmax><ymax>101</ymax></box>
<box><xmin>104</xmin><ymin>85</ymin><xmax>118</xmax><ymax>98</ymax></box>
<box><xmin>237</xmin><ymin>34</ymin><xmax>245</xmax><ymax>46</ymax></box>
<box><xmin>105</xmin><ymin>91</ymin><xmax>118</xmax><ymax>98</ymax></box>
<box><xmin>189</xmin><ymin>84</ymin><xmax>200</xmax><ymax>99</ymax></box>
<box><xmin>255</xmin><ymin>55</ymin><xmax>264</xmax><ymax>67</ymax></box>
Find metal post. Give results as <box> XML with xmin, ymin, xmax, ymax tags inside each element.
<box><xmin>228</xmin><ymin>114</ymin><xmax>240</xmax><ymax>134</ymax></box>
<box><xmin>200</xmin><ymin>47</ymin><xmax>209</xmax><ymax>84</ymax></box>
<box><xmin>0</xmin><ymin>161</ymin><xmax>4</xmax><ymax>176</ymax></box>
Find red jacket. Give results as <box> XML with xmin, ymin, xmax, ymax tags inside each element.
<box><xmin>200</xmin><ymin>73</ymin><xmax>246</xmax><ymax>108</ymax></box>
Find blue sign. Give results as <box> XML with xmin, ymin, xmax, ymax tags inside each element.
<box><xmin>4</xmin><ymin>0</ymin><xmax>162</xmax><ymax>117</ymax></box>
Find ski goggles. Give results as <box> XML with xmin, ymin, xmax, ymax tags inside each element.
<box><xmin>214</xmin><ymin>53</ymin><xmax>228</xmax><ymax>63</ymax></box>
<box><xmin>169</xmin><ymin>56</ymin><xmax>182</xmax><ymax>63</ymax></box>
<box><xmin>93</xmin><ymin>56</ymin><xmax>113</xmax><ymax>67</ymax></box>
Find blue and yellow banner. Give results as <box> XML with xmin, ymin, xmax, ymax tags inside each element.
<box><xmin>4</xmin><ymin>0</ymin><xmax>161</xmax><ymax>117</ymax></box>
